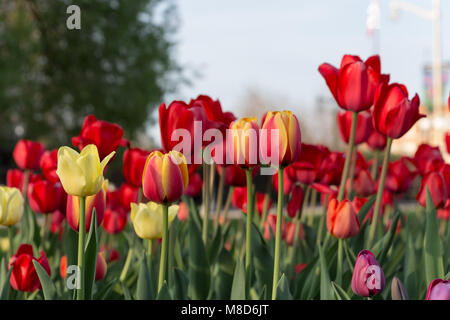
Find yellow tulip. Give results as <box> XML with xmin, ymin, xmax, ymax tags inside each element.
<box><xmin>130</xmin><ymin>202</ymin><xmax>178</xmax><ymax>240</ymax></box>
<box><xmin>0</xmin><ymin>186</ymin><xmax>24</xmax><ymax>226</ymax></box>
<box><xmin>56</xmin><ymin>144</ymin><xmax>114</xmax><ymax>197</ymax></box>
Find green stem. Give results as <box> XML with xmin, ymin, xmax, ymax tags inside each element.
<box><xmin>8</xmin><ymin>226</ymin><xmax>14</xmax><ymax>259</ymax></box>
<box><xmin>119</xmin><ymin>248</ymin><xmax>134</xmax><ymax>282</ymax></box>
<box><xmin>146</xmin><ymin>240</ymin><xmax>152</xmax><ymax>274</ymax></box>
<box><xmin>290</xmin><ymin>185</ymin><xmax>310</xmax><ymax>273</ymax></box>
<box><xmin>336</xmin><ymin>239</ymin><xmax>343</xmax><ymax>286</ymax></box>
<box><xmin>158</xmin><ymin>203</ymin><xmax>169</xmax><ymax>292</ymax></box>
<box><xmin>367</xmin><ymin>137</ymin><xmax>392</xmax><ymax>247</ymax></box>
<box><xmin>346</xmin><ymin>146</ymin><xmax>357</xmax><ymax>199</ymax></box>
<box><xmin>307</xmin><ymin>188</ymin><xmax>317</xmax><ymax>226</ymax></box>
<box><xmin>272</xmin><ymin>167</ymin><xmax>284</xmax><ymax>300</ymax></box>
<box><xmin>214</xmin><ymin>171</ymin><xmax>225</xmax><ymax>230</ymax></box>
<box><xmin>202</xmin><ymin>164</ymin><xmax>210</xmax><ymax>243</ymax></box>
<box><xmin>222</xmin><ymin>186</ymin><xmax>234</xmax><ymax>223</ymax></box>
<box><xmin>371</xmin><ymin>151</ymin><xmax>380</xmax><ymax>180</ymax></box>
<box><xmin>77</xmin><ymin>197</ymin><xmax>86</xmax><ymax>300</ymax></box>
<box><xmin>40</xmin><ymin>214</ymin><xmax>50</xmax><ymax>252</ymax></box>
<box><xmin>337</xmin><ymin>111</ymin><xmax>358</xmax><ymax>201</ymax></box>
<box><xmin>245</xmin><ymin>169</ymin><xmax>254</xmax><ymax>297</ymax></box>
<box><xmin>317</xmin><ymin>194</ymin><xmax>329</xmax><ymax>246</ymax></box>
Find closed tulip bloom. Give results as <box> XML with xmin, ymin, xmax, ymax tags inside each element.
<box><xmin>353</xmin><ymin>169</ymin><xmax>376</xmax><ymax>197</ymax></box>
<box><xmin>260</xmin><ymin>111</ymin><xmax>302</xmax><ymax>167</ymax></box>
<box><xmin>316</xmin><ymin>152</ymin><xmax>345</xmax><ymax>186</ymax></box>
<box><xmin>28</xmin><ymin>180</ymin><xmax>64</xmax><ymax>214</ymax></box>
<box><xmin>416</xmin><ymin>171</ymin><xmax>447</xmax><ymax>209</ymax></box>
<box><xmin>337</xmin><ymin>111</ymin><xmax>373</xmax><ymax>145</ymax></box>
<box><xmin>391</xmin><ymin>276</ymin><xmax>408</xmax><ymax>300</ymax></box>
<box><xmin>184</xmin><ymin>172</ymin><xmax>203</xmax><ymax>197</ymax></box>
<box><xmin>9</xmin><ymin>244</ymin><xmax>51</xmax><ymax>292</ymax></box>
<box><xmin>67</xmin><ymin>181</ymin><xmax>107</xmax><ymax>232</ymax></box>
<box><xmin>351</xmin><ymin>250</ymin><xmax>385</xmax><ymax>297</ymax></box>
<box><xmin>39</xmin><ymin>149</ymin><xmax>59</xmax><ymax>183</ymax></box>
<box><xmin>142</xmin><ymin>150</ymin><xmax>188</xmax><ymax>204</ymax></box>
<box><xmin>385</xmin><ymin>157</ymin><xmax>417</xmax><ymax>194</ymax></box>
<box><xmin>426</xmin><ymin>279</ymin><xmax>450</xmax><ymax>300</ymax></box>
<box><xmin>373</xmin><ymin>82</ymin><xmax>425</xmax><ymax>139</ymax></box>
<box><xmin>189</xmin><ymin>95</ymin><xmax>236</xmax><ymax>131</ymax></box>
<box><xmin>103</xmin><ymin>208</ymin><xmax>127</xmax><ymax>234</ymax></box>
<box><xmin>366</xmin><ymin>129</ymin><xmax>387</xmax><ymax>151</ymax></box>
<box><xmin>0</xmin><ymin>186</ymin><xmax>24</xmax><ymax>226</ymax></box>
<box><xmin>228</xmin><ymin>117</ymin><xmax>260</xmax><ymax>168</ymax></box>
<box><xmin>287</xmin><ymin>144</ymin><xmax>330</xmax><ymax>185</ymax></box>
<box><xmin>413</xmin><ymin>144</ymin><xmax>444</xmax><ymax>176</ymax></box>
<box><xmin>326</xmin><ymin>198</ymin><xmax>360</xmax><ymax>238</ymax></box>
<box><xmin>72</xmin><ymin>115</ymin><xmax>128</xmax><ymax>161</ymax></box>
<box><xmin>130</xmin><ymin>202</ymin><xmax>178</xmax><ymax>240</ymax></box>
<box><xmin>12</xmin><ymin>139</ymin><xmax>45</xmax><ymax>171</ymax></box>
<box><xmin>56</xmin><ymin>144</ymin><xmax>114</xmax><ymax>197</ymax></box>
<box><xmin>6</xmin><ymin>169</ymin><xmax>42</xmax><ymax>191</ymax></box>
<box><xmin>122</xmin><ymin>147</ymin><xmax>150</xmax><ymax>187</ymax></box>
<box><xmin>318</xmin><ymin>54</ymin><xmax>384</xmax><ymax>112</ymax></box>
<box><xmin>117</xmin><ymin>183</ymin><xmax>139</xmax><ymax>211</ymax></box>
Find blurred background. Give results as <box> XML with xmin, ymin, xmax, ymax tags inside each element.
<box><xmin>0</xmin><ymin>0</ymin><xmax>449</xmax><ymax>181</ymax></box>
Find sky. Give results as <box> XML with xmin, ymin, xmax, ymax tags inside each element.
<box><xmin>166</xmin><ymin>0</ymin><xmax>449</xmax><ymax>114</ymax></box>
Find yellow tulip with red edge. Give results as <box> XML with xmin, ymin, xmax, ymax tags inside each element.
<box><xmin>229</xmin><ymin>117</ymin><xmax>260</xmax><ymax>168</ymax></box>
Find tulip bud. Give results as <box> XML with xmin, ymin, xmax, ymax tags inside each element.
<box><xmin>56</xmin><ymin>144</ymin><xmax>114</xmax><ymax>197</ymax></box>
<box><xmin>142</xmin><ymin>151</ymin><xmax>188</xmax><ymax>204</ymax></box>
<box><xmin>326</xmin><ymin>198</ymin><xmax>360</xmax><ymax>239</ymax></box>
<box><xmin>425</xmin><ymin>279</ymin><xmax>450</xmax><ymax>300</ymax></box>
<box><xmin>391</xmin><ymin>276</ymin><xmax>408</xmax><ymax>300</ymax></box>
<box><xmin>12</xmin><ymin>139</ymin><xmax>44</xmax><ymax>171</ymax></box>
<box><xmin>351</xmin><ymin>250</ymin><xmax>385</xmax><ymax>297</ymax></box>
<box><xmin>0</xmin><ymin>186</ymin><xmax>24</xmax><ymax>226</ymax></box>
<box><xmin>130</xmin><ymin>202</ymin><xmax>178</xmax><ymax>240</ymax></box>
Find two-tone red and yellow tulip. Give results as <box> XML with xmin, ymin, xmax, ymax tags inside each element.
<box><xmin>260</xmin><ymin>111</ymin><xmax>301</xmax><ymax>167</ymax></box>
<box><xmin>66</xmin><ymin>181</ymin><xmax>107</xmax><ymax>232</ymax></box>
<box><xmin>130</xmin><ymin>202</ymin><xmax>178</xmax><ymax>240</ymax></box>
<box><xmin>228</xmin><ymin>117</ymin><xmax>260</xmax><ymax>168</ymax></box>
<box><xmin>326</xmin><ymin>198</ymin><xmax>360</xmax><ymax>238</ymax></box>
<box><xmin>13</xmin><ymin>139</ymin><xmax>45</xmax><ymax>171</ymax></box>
<box><xmin>56</xmin><ymin>144</ymin><xmax>114</xmax><ymax>197</ymax></box>
<box><xmin>28</xmin><ymin>180</ymin><xmax>64</xmax><ymax>214</ymax></box>
<box><xmin>0</xmin><ymin>186</ymin><xmax>24</xmax><ymax>227</ymax></box>
<box><xmin>351</xmin><ymin>250</ymin><xmax>385</xmax><ymax>297</ymax></box>
<box><xmin>142</xmin><ymin>150</ymin><xmax>188</xmax><ymax>204</ymax></box>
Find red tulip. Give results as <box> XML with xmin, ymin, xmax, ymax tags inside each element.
<box><xmin>413</xmin><ymin>144</ymin><xmax>444</xmax><ymax>176</ymax></box>
<box><xmin>337</xmin><ymin>111</ymin><xmax>373</xmax><ymax>145</ymax></box>
<box><xmin>39</xmin><ymin>149</ymin><xmax>59</xmax><ymax>183</ymax></box>
<box><xmin>437</xmin><ymin>201</ymin><xmax>449</xmax><ymax>220</ymax></box>
<box><xmin>217</xmin><ymin>164</ymin><xmax>255</xmax><ymax>187</ymax></box>
<box><xmin>445</xmin><ymin>132</ymin><xmax>450</xmax><ymax>154</ymax></box>
<box><xmin>6</xmin><ymin>169</ymin><xmax>42</xmax><ymax>191</ymax></box>
<box><xmin>272</xmin><ymin>169</ymin><xmax>294</xmax><ymax>195</ymax></box>
<box><xmin>184</xmin><ymin>172</ymin><xmax>203</xmax><ymax>197</ymax></box>
<box><xmin>426</xmin><ymin>279</ymin><xmax>450</xmax><ymax>300</ymax></box>
<box><xmin>351</xmin><ymin>250</ymin><xmax>385</xmax><ymax>297</ymax></box>
<box><xmin>264</xmin><ymin>214</ymin><xmax>286</xmax><ymax>240</ymax></box>
<box><xmin>285</xmin><ymin>221</ymin><xmax>305</xmax><ymax>246</ymax></box>
<box><xmin>12</xmin><ymin>139</ymin><xmax>44</xmax><ymax>170</ymax></box>
<box><xmin>318</xmin><ymin>54</ymin><xmax>385</xmax><ymax>112</ymax></box>
<box><xmin>354</xmin><ymin>151</ymin><xmax>371</xmax><ymax>177</ymax></box>
<box><xmin>28</xmin><ymin>180</ymin><xmax>64</xmax><ymax>214</ymax></box>
<box><xmin>231</xmin><ymin>187</ymin><xmax>270</xmax><ymax>216</ymax></box>
<box><xmin>72</xmin><ymin>115</ymin><xmax>128</xmax><ymax>161</ymax></box>
<box><xmin>326</xmin><ymin>198</ymin><xmax>360</xmax><ymax>238</ymax></box>
<box><xmin>287</xmin><ymin>144</ymin><xmax>330</xmax><ymax>184</ymax></box>
<box><xmin>116</xmin><ymin>183</ymin><xmax>139</xmax><ymax>212</ymax></box>
<box><xmin>103</xmin><ymin>208</ymin><xmax>127</xmax><ymax>234</ymax></box>
<box><xmin>373</xmin><ymin>82</ymin><xmax>425</xmax><ymax>139</ymax></box>
<box><xmin>366</xmin><ymin>129</ymin><xmax>387</xmax><ymax>151</ymax></box>
<box><xmin>353</xmin><ymin>196</ymin><xmax>374</xmax><ymax>224</ymax></box>
<box><xmin>316</xmin><ymin>151</ymin><xmax>345</xmax><ymax>186</ymax></box>
<box><xmin>9</xmin><ymin>244</ymin><xmax>51</xmax><ymax>292</ymax></box>
<box><xmin>50</xmin><ymin>210</ymin><xmax>65</xmax><ymax>238</ymax></box>
<box><xmin>122</xmin><ymin>148</ymin><xmax>151</xmax><ymax>187</ymax></box>
<box><xmin>416</xmin><ymin>171</ymin><xmax>447</xmax><ymax>209</ymax></box>
<box><xmin>295</xmin><ymin>263</ymin><xmax>307</xmax><ymax>274</ymax></box>
<box><xmin>352</xmin><ymin>169</ymin><xmax>376</xmax><ymax>197</ymax></box>
<box><xmin>385</xmin><ymin>157</ymin><xmax>417</xmax><ymax>194</ymax></box>
<box><xmin>287</xmin><ymin>185</ymin><xmax>304</xmax><ymax>218</ymax></box>
<box><xmin>189</xmin><ymin>95</ymin><xmax>236</xmax><ymax>131</ymax></box>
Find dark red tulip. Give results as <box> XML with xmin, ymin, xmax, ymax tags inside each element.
<box><xmin>122</xmin><ymin>148</ymin><xmax>150</xmax><ymax>187</ymax></box>
<box><xmin>287</xmin><ymin>144</ymin><xmax>330</xmax><ymax>184</ymax></box>
<box><xmin>287</xmin><ymin>185</ymin><xmax>304</xmax><ymax>218</ymax></box>
<box><xmin>28</xmin><ymin>180</ymin><xmax>64</xmax><ymax>214</ymax></box>
<box><xmin>439</xmin><ymin>164</ymin><xmax>450</xmax><ymax>197</ymax></box>
<box><xmin>318</xmin><ymin>54</ymin><xmax>385</xmax><ymax>112</ymax></box>
<box><xmin>337</xmin><ymin>111</ymin><xmax>373</xmax><ymax>145</ymax></box>
<box><xmin>103</xmin><ymin>207</ymin><xmax>127</xmax><ymax>234</ymax></box>
<box><xmin>425</xmin><ymin>279</ymin><xmax>450</xmax><ymax>300</ymax></box>
<box><xmin>272</xmin><ymin>169</ymin><xmax>294</xmax><ymax>195</ymax></box>
<box><xmin>117</xmin><ymin>183</ymin><xmax>139</xmax><ymax>212</ymax></box>
<box><xmin>416</xmin><ymin>171</ymin><xmax>447</xmax><ymax>209</ymax></box>
<box><xmin>316</xmin><ymin>151</ymin><xmax>345</xmax><ymax>186</ymax></box>
<box><xmin>373</xmin><ymin>82</ymin><xmax>425</xmax><ymax>139</ymax></box>
<box><xmin>352</xmin><ymin>169</ymin><xmax>376</xmax><ymax>197</ymax></box>
<box><xmin>99</xmin><ymin>245</ymin><xmax>121</xmax><ymax>263</ymax></box>
<box><xmin>413</xmin><ymin>144</ymin><xmax>444</xmax><ymax>176</ymax></box>
<box><xmin>189</xmin><ymin>95</ymin><xmax>236</xmax><ymax>131</ymax></box>
<box><xmin>12</xmin><ymin>139</ymin><xmax>44</xmax><ymax>171</ymax></box>
<box><xmin>437</xmin><ymin>201</ymin><xmax>449</xmax><ymax>220</ymax></box>
<box><xmin>9</xmin><ymin>244</ymin><xmax>51</xmax><ymax>292</ymax></box>
<box><xmin>385</xmin><ymin>157</ymin><xmax>417</xmax><ymax>194</ymax></box>
<box><xmin>39</xmin><ymin>149</ymin><xmax>59</xmax><ymax>183</ymax></box>
<box><xmin>184</xmin><ymin>172</ymin><xmax>203</xmax><ymax>197</ymax></box>
<box><xmin>6</xmin><ymin>169</ymin><xmax>42</xmax><ymax>191</ymax></box>
<box><xmin>72</xmin><ymin>115</ymin><xmax>129</xmax><ymax>160</ymax></box>
<box><xmin>366</xmin><ymin>129</ymin><xmax>387</xmax><ymax>151</ymax></box>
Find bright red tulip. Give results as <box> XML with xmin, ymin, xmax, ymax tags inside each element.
<box><xmin>9</xmin><ymin>244</ymin><xmax>51</xmax><ymax>292</ymax></box>
<box><xmin>337</xmin><ymin>110</ymin><xmax>373</xmax><ymax>145</ymax></box>
<box><xmin>385</xmin><ymin>157</ymin><xmax>417</xmax><ymax>194</ymax></box>
<box><xmin>6</xmin><ymin>169</ymin><xmax>42</xmax><ymax>191</ymax></box>
<box><xmin>426</xmin><ymin>279</ymin><xmax>450</xmax><ymax>300</ymax></box>
<box><xmin>287</xmin><ymin>144</ymin><xmax>330</xmax><ymax>184</ymax></box>
<box><xmin>326</xmin><ymin>198</ymin><xmax>360</xmax><ymax>238</ymax></box>
<box><xmin>122</xmin><ymin>148</ymin><xmax>151</xmax><ymax>187</ymax></box>
<box><xmin>416</xmin><ymin>171</ymin><xmax>447</xmax><ymax>209</ymax></box>
<box><xmin>116</xmin><ymin>183</ymin><xmax>139</xmax><ymax>212</ymax></box>
<box><xmin>12</xmin><ymin>139</ymin><xmax>44</xmax><ymax>171</ymax></box>
<box><xmin>39</xmin><ymin>149</ymin><xmax>59</xmax><ymax>183</ymax></box>
<box><xmin>231</xmin><ymin>187</ymin><xmax>270</xmax><ymax>216</ymax></box>
<box><xmin>318</xmin><ymin>54</ymin><xmax>385</xmax><ymax>112</ymax></box>
<box><xmin>295</xmin><ymin>263</ymin><xmax>307</xmax><ymax>274</ymax></box>
<box><xmin>351</xmin><ymin>250</ymin><xmax>385</xmax><ymax>297</ymax></box>
<box><xmin>184</xmin><ymin>172</ymin><xmax>203</xmax><ymax>197</ymax></box>
<box><xmin>28</xmin><ymin>180</ymin><xmax>64</xmax><ymax>214</ymax></box>
<box><xmin>103</xmin><ymin>207</ymin><xmax>127</xmax><ymax>234</ymax></box>
<box><xmin>366</xmin><ymin>129</ymin><xmax>387</xmax><ymax>151</ymax></box>
<box><xmin>285</xmin><ymin>221</ymin><xmax>305</xmax><ymax>246</ymax></box>
<box><xmin>373</xmin><ymin>82</ymin><xmax>425</xmax><ymax>139</ymax></box>
<box><xmin>445</xmin><ymin>132</ymin><xmax>450</xmax><ymax>154</ymax></box>
<box><xmin>72</xmin><ymin>115</ymin><xmax>128</xmax><ymax>161</ymax></box>
<box><xmin>287</xmin><ymin>185</ymin><xmax>304</xmax><ymax>218</ymax></box>
<box><xmin>413</xmin><ymin>144</ymin><xmax>444</xmax><ymax>176</ymax></box>
<box><xmin>189</xmin><ymin>95</ymin><xmax>236</xmax><ymax>131</ymax></box>
<box><xmin>352</xmin><ymin>169</ymin><xmax>376</xmax><ymax>197</ymax></box>
<box><xmin>316</xmin><ymin>151</ymin><xmax>345</xmax><ymax>186</ymax></box>
<box><xmin>217</xmin><ymin>164</ymin><xmax>256</xmax><ymax>187</ymax></box>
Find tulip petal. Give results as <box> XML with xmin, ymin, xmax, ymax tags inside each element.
<box><xmin>162</xmin><ymin>154</ymin><xmax>184</xmax><ymax>203</ymax></box>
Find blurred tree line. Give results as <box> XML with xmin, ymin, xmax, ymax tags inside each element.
<box><xmin>0</xmin><ymin>0</ymin><xmax>182</xmax><ymax>174</ymax></box>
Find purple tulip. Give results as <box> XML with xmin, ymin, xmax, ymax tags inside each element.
<box><xmin>351</xmin><ymin>250</ymin><xmax>385</xmax><ymax>297</ymax></box>
<box><xmin>426</xmin><ymin>279</ymin><xmax>450</xmax><ymax>300</ymax></box>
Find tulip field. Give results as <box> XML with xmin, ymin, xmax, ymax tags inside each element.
<box><xmin>0</xmin><ymin>54</ymin><xmax>449</xmax><ymax>302</ymax></box>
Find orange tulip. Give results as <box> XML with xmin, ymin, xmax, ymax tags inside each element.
<box><xmin>326</xmin><ymin>198</ymin><xmax>360</xmax><ymax>238</ymax></box>
<box><xmin>142</xmin><ymin>150</ymin><xmax>188</xmax><ymax>204</ymax></box>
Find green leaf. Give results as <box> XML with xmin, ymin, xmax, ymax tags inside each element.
<box><xmin>251</xmin><ymin>223</ymin><xmax>273</xmax><ymax>296</ymax></box>
<box><xmin>213</xmin><ymin>247</ymin><xmax>234</xmax><ymax>300</ymax></box>
<box><xmin>156</xmin><ymin>281</ymin><xmax>172</xmax><ymax>300</ymax></box>
<box><xmin>188</xmin><ymin>217</ymin><xmax>210</xmax><ymax>299</ymax></box>
<box><xmin>423</xmin><ymin>189</ymin><xmax>444</xmax><ymax>284</ymax></box>
<box><xmin>331</xmin><ymin>281</ymin><xmax>351</xmax><ymax>300</ymax></box>
<box><xmin>63</xmin><ymin>224</ymin><xmax>78</xmax><ymax>268</ymax></box>
<box><xmin>378</xmin><ymin>212</ymin><xmax>401</xmax><ymax>265</ymax></box>
<box><xmin>207</xmin><ymin>224</ymin><xmax>223</xmax><ymax>264</ymax></box>
<box><xmin>318</xmin><ymin>244</ymin><xmax>334</xmax><ymax>300</ymax></box>
<box><xmin>0</xmin><ymin>267</ymin><xmax>12</xmax><ymax>300</ymax></box>
<box><xmin>172</xmin><ymin>267</ymin><xmax>188</xmax><ymax>300</ymax></box>
<box><xmin>84</xmin><ymin>209</ymin><xmax>98</xmax><ymax>300</ymax></box>
<box><xmin>276</xmin><ymin>274</ymin><xmax>292</xmax><ymax>300</ymax></box>
<box><xmin>32</xmin><ymin>260</ymin><xmax>56</xmax><ymax>300</ymax></box>
<box><xmin>359</xmin><ymin>196</ymin><xmax>376</xmax><ymax>225</ymax></box>
<box><xmin>404</xmin><ymin>232</ymin><xmax>417</xmax><ymax>299</ymax></box>
<box><xmin>94</xmin><ymin>279</ymin><xmax>117</xmax><ymax>300</ymax></box>
<box><xmin>230</xmin><ymin>257</ymin><xmax>246</xmax><ymax>300</ymax></box>
<box><xmin>135</xmin><ymin>253</ymin><xmax>153</xmax><ymax>300</ymax></box>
